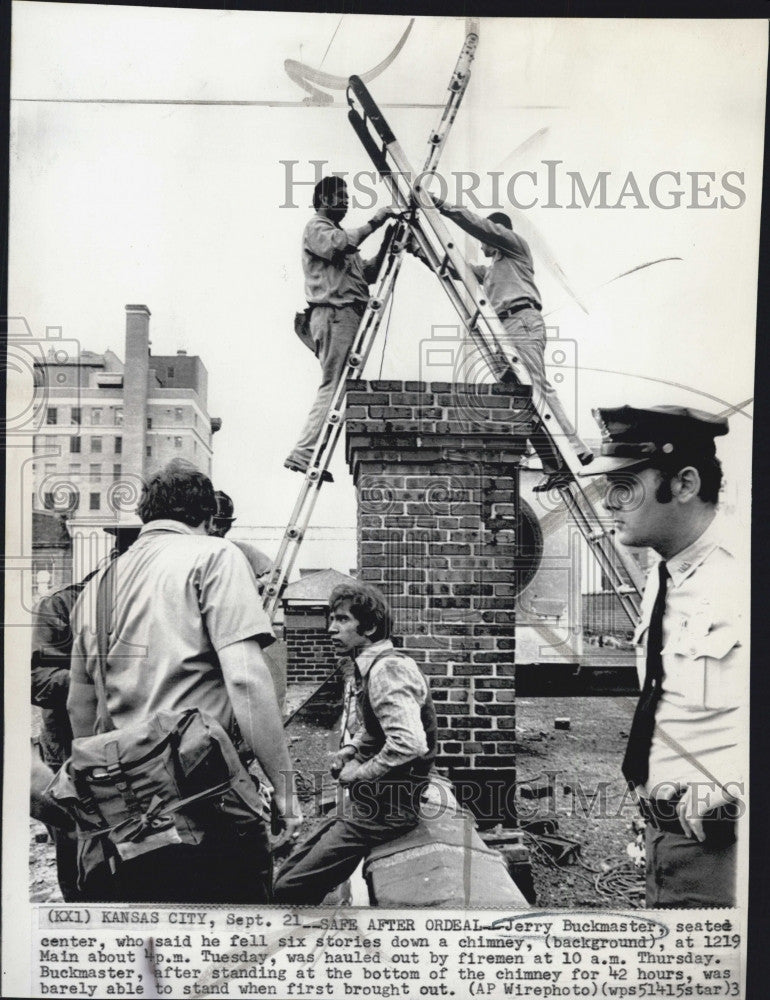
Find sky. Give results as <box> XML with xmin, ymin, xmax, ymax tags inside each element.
<box><xmin>8</xmin><ymin>5</ymin><xmax>766</xmax><ymax>529</ymax></box>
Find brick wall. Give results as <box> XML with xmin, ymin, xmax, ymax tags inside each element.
<box><xmin>346</xmin><ymin>380</ymin><xmax>534</xmax><ymax>823</ymax></box>
<box><xmin>284</xmin><ymin>605</ymin><xmax>339</xmax><ymax>684</ymax></box>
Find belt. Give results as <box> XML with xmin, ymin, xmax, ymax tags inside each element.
<box><xmin>310</xmin><ymin>301</ymin><xmax>368</xmax><ymax>317</ymax></box>
<box><xmin>498</xmin><ymin>300</ymin><xmax>541</xmax><ymax>321</ymax></box>
<box><xmin>639</xmin><ymin>796</ymin><xmax>737</xmax><ymax>841</ymax></box>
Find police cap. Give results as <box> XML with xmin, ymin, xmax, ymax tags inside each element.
<box><xmin>578</xmin><ymin>405</ymin><xmax>728</xmax><ymax>477</ymax></box>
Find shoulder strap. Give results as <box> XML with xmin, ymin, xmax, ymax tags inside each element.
<box><xmin>365</xmin><ymin>646</ymin><xmax>429</xmax><ymax>700</ymax></box>
<box><xmin>363</xmin><ymin>647</ymin><xmax>413</xmax><ymax>687</ymax></box>
<box><xmin>92</xmin><ymin>561</ymin><xmax>119</xmax><ymax>733</ymax></box>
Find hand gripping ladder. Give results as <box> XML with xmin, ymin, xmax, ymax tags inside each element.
<box><xmin>262</xmin><ymin>31</ymin><xmax>480</xmax><ymax>622</ymax></box>
<box><xmin>346</xmin><ymin>74</ymin><xmax>645</xmax><ymax>624</ymax></box>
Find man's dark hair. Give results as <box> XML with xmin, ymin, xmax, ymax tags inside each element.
<box><xmin>652</xmin><ymin>449</ymin><xmax>723</xmax><ymax>505</ymax></box>
<box><xmin>487</xmin><ymin>211</ymin><xmax>513</xmax><ymax>230</ymax></box>
<box><xmin>329</xmin><ymin>582</ymin><xmax>392</xmax><ymax>642</ymax></box>
<box><xmin>136</xmin><ymin>460</ymin><xmax>217</xmax><ymax>527</ymax></box>
<box><xmin>313</xmin><ymin>175</ymin><xmax>346</xmax><ymax>211</ymax></box>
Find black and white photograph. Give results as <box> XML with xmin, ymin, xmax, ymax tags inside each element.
<box><xmin>3</xmin><ymin>3</ymin><xmax>764</xmax><ymax>997</ymax></box>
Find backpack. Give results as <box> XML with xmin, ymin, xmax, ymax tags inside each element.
<box><xmin>47</xmin><ymin>562</ymin><xmax>269</xmax><ymax>882</ymax></box>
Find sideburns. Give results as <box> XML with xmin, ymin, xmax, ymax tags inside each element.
<box><xmin>654</xmin><ymin>474</ymin><xmax>674</xmax><ymax>504</ymax></box>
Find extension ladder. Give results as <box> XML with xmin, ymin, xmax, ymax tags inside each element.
<box><xmin>345</xmin><ymin>74</ymin><xmax>645</xmax><ymax>623</ymax></box>
<box><xmin>262</xmin><ymin>30</ymin><xmax>480</xmax><ymax>621</ymax></box>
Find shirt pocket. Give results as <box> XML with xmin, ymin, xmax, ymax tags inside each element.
<box><xmin>663</xmin><ymin>621</ymin><xmax>740</xmax><ymax>710</ymax></box>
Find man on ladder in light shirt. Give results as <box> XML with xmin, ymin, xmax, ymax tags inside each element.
<box><xmin>419</xmin><ymin>198</ymin><xmax>593</xmax><ymax>491</ymax></box>
<box><xmin>285</xmin><ymin>176</ymin><xmax>393</xmax><ymax>482</ymax></box>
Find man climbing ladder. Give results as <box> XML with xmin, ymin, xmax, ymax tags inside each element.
<box><xmin>407</xmin><ymin>197</ymin><xmax>593</xmax><ymax>490</ymax></box>
<box><xmin>285</xmin><ymin>177</ymin><xmax>393</xmax><ymax>481</ymax></box>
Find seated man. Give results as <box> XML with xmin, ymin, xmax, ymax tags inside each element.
<box><xmin>273</xmin><ymin>582</ymin><xmax>436</xmax><ymax>905</ymax></box>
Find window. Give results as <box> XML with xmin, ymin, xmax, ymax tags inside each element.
<box><xmin>174</xmin><ymin>407</ymin><xmax>183</xmax><ymax>422</ymax></box>
<box><xmin>91</xmin><ymin>437</ymin><xmax>102</xmax><ymax>453</ymax></box>
<box><xmin>46</xmin><ymin>407</ymin><xmax>58</xmax><ymax>425</ymax></box>
<box><xmin>89</xmin><ymin>493</ymin><xmax>100</xmax><ymax>511</ymax></box>
<box><xmin>113</xmin><ymin>464</ymin><xmax>122</xmax><ymax>479</ymax></box>
<box><xmin>89</xmin><ymin>464</ymin><xmax>100</xmax><ymax>481</ymax></box>
<box><xmin>44</xmin><ymin>462</ymin><xmax>56</xmax><ymax>475</ymax></box>
<box><xmin>168</xmin><ymin>366</ymin><xmax>175</xmax><ymax>379</ymax></box>
<box><xmin>174</xmin><ymin>436</ymin><xmax>183</xmax><ymax>449</ymax></box>
<box><xmin>146</xmin><ymin>445</ymin><xmax>152</xmax><ymax>458</ymax></box>
<box><xmin>70</xmin><ymin>463</ymin><xmax>81</xmax><ymax>475</ymax></box>
<box><xmin>71</xmin><ymin>407</ymin><xmax>81</xmax><ymax>425</ymax></box>
<box><xmin>114</xmin><ymin>407</ymin><xmax>123</xmax><ymax>426</ymax></box>
<box><xmin>146</xmin><ymin>417</ymin><xmax>152</xmax><ymax>430</ymax></box>
<box><xmin>92</xmin><ymin>408</ymin><xmax>102</xmax><ymax>425</ymax></box>
<box><xmin>69</xmin><ymin>437</ymin><xmax>81</xmax><ymax>454</ymax></box>
<box><xmin>114</xmin><ymin>436</ymin><xmax>122</xmax><ymax>454</ymax></box>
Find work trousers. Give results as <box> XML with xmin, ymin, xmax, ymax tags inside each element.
<box><xmin>80</xmin><ymin>824</ymin><xmax>273</xmax><ymax>904</ymax></box>
<box><xmin>645</xmin><ymin>822</ymin><xmax>736</xmax><ymax>908</ymax></box>
<box><xmin>499</xmin><ymin>309</ymin><xmax>588</xmax><ymax>472</ymax></box>
<box><xmin>273</xmin><ymin>779</ymin><xmax>423</xmax><ymax>906</ymax></box>
<box><xmin>287</xmin><ymin>303</ymin><xmax>362</xmax><ymax>466</ymax></box>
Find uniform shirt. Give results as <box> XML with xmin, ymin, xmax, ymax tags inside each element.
<box><xmin>302</xmin><ymin>214</ymin><xmax>379</xmax><ymax>308</ymax></box>
<box><xmin>441</xmin><ymin>204</ymin><xmax>542</xmax><ymax>313</ymax></box>
<box><xmin>349</xmin><ymin>639</ymin><xmax>429</xmax><ymax>781</ymax></box>
<box><xmin>69</xmin><ymin>520</ymin><xmax>275</xmax><ymax>737</ymax></box>
<box><xmin>635</xmin><ymin>516</ymin><xmax>746</xmax><ymax>798</ymax></box>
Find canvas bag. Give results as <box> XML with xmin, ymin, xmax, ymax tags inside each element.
<box><xmin>47</xmin><ymin>561</ymin><xmax>269</xmax><ymax>879</ymax></box>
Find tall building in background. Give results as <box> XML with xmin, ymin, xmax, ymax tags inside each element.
<box><xmin>31</xmin><ymin>304</ymin><xmax>221</xmax><ymax>588</ymax></box>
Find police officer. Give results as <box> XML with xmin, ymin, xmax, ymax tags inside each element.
<box><xmin>579</xmin><ymin>405</ymin><xmax>745</xmax><ymax>907</ymax></box>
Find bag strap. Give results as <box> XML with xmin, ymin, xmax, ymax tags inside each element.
<box><xmin>92</xmin><ymin>561</ymin><xmax>119</xmax><ymax>733</ymax></box>
<box><xmin>75</xmin><ymin>778</ymin><xmax>237</xmax><ymax>843</ymax></box>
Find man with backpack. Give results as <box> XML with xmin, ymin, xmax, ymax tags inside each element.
<box><xmin>66</xmin><ymin>461</ymin><xmax>301</xmax><ymax>902</ymax></box>
<box><xmin>274</xmin><ymin>581</ymin><xmax>436</xmax><ymax>904</ymax></box>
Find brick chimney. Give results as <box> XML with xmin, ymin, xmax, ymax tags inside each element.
<box><xmin>345</xmin><ymin>379</ymin><xmax>535</xmax><ymax>826</ymax></box>
<box><xmin>122</xmin><ymin>305</ymin><xmax>150</xmax><ymax>480</ymax></box>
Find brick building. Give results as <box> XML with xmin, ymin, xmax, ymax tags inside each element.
<box><xmin>31</xmin><ymin>305</ymin><xmax>221</xmax><ymax>586</ymax></box>
<box><xmin>282</xmin><ymin>568</ymin><xmax>354</xmax><ymax>684</ymax></box>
